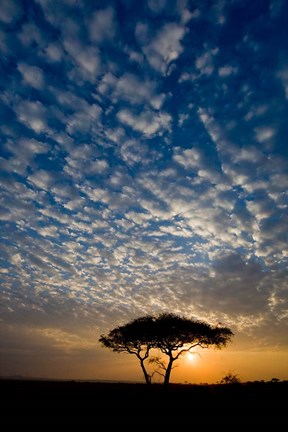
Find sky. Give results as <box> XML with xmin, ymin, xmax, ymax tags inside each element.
<box><xmin>0</xmin><ymin>0</ymin><xmax>287</xmax><ymax>384</ymax></box>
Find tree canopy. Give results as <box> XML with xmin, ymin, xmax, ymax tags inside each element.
<box><xmin>99</xmin><ymin>312</ymin><xmax>234</xmax><ymax>385</ymax></box>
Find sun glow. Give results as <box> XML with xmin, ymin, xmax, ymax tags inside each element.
<box><xmin>186</xmin><ymin>352</ymin><xmax>197</xmax><ymax>362</ymax></box>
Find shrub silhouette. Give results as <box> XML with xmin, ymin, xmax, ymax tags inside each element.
<box><xmin>219</xmin><ymin>371</ymin><xmax>241</xmax><ymax>384</ymax></box>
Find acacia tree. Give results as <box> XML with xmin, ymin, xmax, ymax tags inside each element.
<box><xmin>99</xmin><ymin>315</ymin><xmax>156</xmax><ymax>384</ymax></box>
<box><xmin>150</xmin><ymin>313</ymin><xmax>234</xmax><ymax>385</ymax></box>
<box><xmin>99</xmin><ymin>313</ymin><xmax>234</xmax><ymax>386</ymax></box>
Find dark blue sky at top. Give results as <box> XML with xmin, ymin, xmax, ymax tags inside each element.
<box><xmin>0</xmin><ymin>0</ymin><xmax>287</xmax><ymax>354</ymax></box>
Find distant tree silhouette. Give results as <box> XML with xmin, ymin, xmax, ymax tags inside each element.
<box><xmin>99</xmin><ymin>313</ymin><xmax>234</xmax><ymax>385</ymax></box>
<box><xmin>219</xmin><ymin>371</ymin><xmax>241</xmax><ymax>384</ymax></box>
<box><xmin>270</xmin><ymin>377</ymin><xmax>280</xmax><ymax>383</ymax></box>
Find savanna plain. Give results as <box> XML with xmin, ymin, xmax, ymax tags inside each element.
<box><xmin>2</xmin><ymin>378</ymin><xmax>287</xmax><ymax>430</ymax></box>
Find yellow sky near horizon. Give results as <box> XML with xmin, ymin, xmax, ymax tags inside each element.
<box><xmin>1</xmin><ymin>322</ymin><xmax>287</xmax><ymax>384</ymax></box>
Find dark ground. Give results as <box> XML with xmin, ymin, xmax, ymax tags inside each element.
<box><xmin>2</xmin><ymin>379</ymin><xmax>287</xmax><ymax>430</ymax></box>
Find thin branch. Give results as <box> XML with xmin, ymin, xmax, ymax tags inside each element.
<box><xmin>174</xmin><ymin>343</ymin><xmax>200</xmax><ymax>359</ymax></box>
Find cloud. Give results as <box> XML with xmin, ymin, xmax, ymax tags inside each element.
<box><xmin>64</xmin><ymin>156</ymin><xmax>109</xmax><ymax>180</ymax></box>
<box><xmin>11</xmin><ymin>253</ymin><xmax>23</xmax><ymax>266</ymax></box>
<box><xmin>148</xmin><ymin>0</ymin><xmax>168</xmax><ymax>14</ymax></box>
<box><xmin>18</xmin><ymin>22</ymin><xmax>46</xmax><ymax>49</ymax></box>
<box><xmin>173</xmin><ymin>146</ymin><xmax>223</xmax><ymax>185</ymax></box>
<box><xmin>4</xmin><ymin>138</ymin><xmax>50</xmax><ymax>175</ymax></box>
<box><xmin>38</xmin><ymin>225</ymin><xmax>59</xmax><ymax>238</ymax></box>
<box><xmin>34</xmin><ymin>0</ymin><xmax>75</xmax><ymax>27</ymax></box>
<box><xmin>0</xmin><ymin>0</ymin><xmax>288</xmax><ymax>380</ymax></box>
<box><xmin>14</xmin><ymin>100</ymin><xmax>47</xmax><ymax>133</ymax></box>
<box><xmin>119</xmin><ymin>139</ymin><xmax>149</xmax><ymax>166</ymax></box>
<box><xmin>66</xmin><ymin>105</ymin><xmax>101</xmax><ymax>135</ymax></box>
<box><xmin>117</xmin><ymin>108</ymin><xmax>171</xmax><ymax>136</ymax></box>
<box><xmin>63</xmin><ymin>36</ymin><xmax>101</xmax><ymax>81</ymax></box>
<box><xmin>218</xmin><ymin>65</ymin><xmax>238</xmax><ymax>77</ymax></box>
<box><xmin>44</xmin><ymin>43</ymin><xmax>63</xmax><ymax>63</ymax></box>
<box><xmin>277</xmin><ymin>66</ymin><xmax>288</xmax><ymax>99</ymax></box>
<box><xmin>89</xmin><ymin>7</ymin><xmax>116</xmax><ymax>43</ymax></box>
<box><xmin>173</xmin><ymin>147</ymin><xmax>202</xmax><ymax>170</ymax></box>
<box><xmin>126</xmin><ymin>211</ymin><xmax>151</xmax><ymax>225</ymax></box>
<box><xmin>255</xmin><ymin>127</ymin><xmax>276</xmax><ymax>143</ymax></box>
<box><xmin>195</xmin><ymin>47</ymin><xmax>218</xmax><ymax>76</ymax></box>
<box><xmin>139</xmin><ymin>22</ymin><xmax>186</xmax><ymax>74</ymax></box>
<box><xmin>0</xmin><ymin>0</ymin><xmax>22</xmax><ymax>24</ymax></box>
<box><xmin>28</xmin><ymin>170</ymin><xmax>58</xmax><ymax>191</ymax></box>
<box><xmin>18</xmin><ymin>63</ymin><xmax>45</xmax><ymax>89</ymax></box>
<box><xmin>98</xmin><ymin>72</ymin><xmax>165</xmax><ymax>109</ymax></box>
<box><xmin>176</xmin><ymin>252</ymin><xmax>270</xmax><ymax>316</ymax></box>
<box><xmin>198</xmin><ymin>108</ymin><xmax>288</xmax><ymax>263</ymax></box>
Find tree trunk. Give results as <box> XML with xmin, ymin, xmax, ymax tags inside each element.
<box><xmin>164</xmin><ymin>357</ymin><xmax>173</xmax><ymax>386</ymax></box>
<box><xmin>140</xmin><ymin>359</ymin><xmax>151</xmax><ymax>385</ymax></box>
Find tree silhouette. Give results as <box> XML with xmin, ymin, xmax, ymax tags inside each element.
<box><xmin>99</xmin><ymin>315</ymin><xmax>156</xmax><ymax>384</ymax></box>
<box><xmin>219</xmin><ymin>371</ymin><xmax>241</xmax><ymax>384</ymax></box>
<box><xmin>99</xmin><ymin>312</ymin><xmax>234</xmax><ymax>385</ymax></box>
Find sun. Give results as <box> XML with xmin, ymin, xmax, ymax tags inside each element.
<box><xmin>186</xmin><ymin>352</ymin><xmax>197</xmax><ymax>362</ymax></box>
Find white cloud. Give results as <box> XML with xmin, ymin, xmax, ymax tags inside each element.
<box><xmin>189</xmin><ymin>9</ymin><xmax>201</xmax><ymax>19</ymax></box>
<box><xmin>38</xmin><ymin>226</ymin><xmax>59</xmax><ymax>238</ymax></box>
<box><xmin>195</xmin><ymin>48</ymin><xmax>218</xmax><ymax>76</ymax></box>
<box><xmin>64</xmin><ymin>156</ymin><xmax>108</xmax><ymax>179</ymax></box>
<box><xmin>255</xmin><ymin>127</ymin><xmax>275</xmax><ymax>143</ymax></box>
<box><xmin>15</xmin><ymin>100</ymin><xmax>47</xmax><ymax>133</ymax></box>
<box><xmin>18</xmin><ymin>63</ymin><xmax>44</xmax><ymax>90</ymax></box>
<box><xmin>108</xmin><ymin>170</ymin><xmax>133</xmax><ymax>189</ymax></box>
<box><xmin>5</xmin><ymin>138</ymin><xmax>50</xmax><ymax>175</ymax></box>
<box><xmin>68</xmin><ymin>143</ymin><xmax>99</xmax><ymax>160</ymax></box>
<box><xmin>233</xmin><ymin>146</ymin><xmax>263</xmax><ymax>164</ymax></box>
<box><xmin>51</xmin><ymin>183</ymin><xmax>80</xmax><ymax>200</ymax></box>
<box><xmin>141</xmin><ymin>23</ymin><xmax>186</xmax><ymax>74</ymax></box>
<box><xmin>117</xmin><ymin>108</ymin><xmax>171</xmax><ymax>137</ymax></box>
<box><xmin>178</xmin><ymin>71</ymin><xmax>197</xmax><ymax>83</ymax></box>
<box><xmin>173</xmin><ymin>146</ymin><xmax>224</xmax><ymax>185</ymax></box>
<box><xmin>28</xmin><ymin>170</ymin><xmax>57</xmax><ymax>191</ymax></box>
<box><xmin>135</xmin><ymin>22</ymin><xmax>150</xmax><ymax>45</ymax></box>
<box><xmin>178</xmin><ymin>112</ymin><xmax>189</xmax><ymax>126</ymax></box>
<box><xmin>44</xmin><ymin>43</ymin><xmax>63</xmax><ymax>62</ymax></box>
<box><xmin>18</xmin><ymin>22</ymin><xmax>44</xmax><ymax>48</ymax></box>
<box><xmin>63</xmin><ymin>36</ymin><xmax>101</xmax><ymax>82</ymax></box>
<box><xmin>0</xmin><ymin>0</ymin><xmax>22</xmax><ymax>24</ymax></box>
<box><xmin>173</xmin><ymin>147</ymin><xmax>201</xmax><ymax>169</ymax></box>
<box><xmin>277</xmin><ymin>66</ymin><xmax>288</xmax><ymax>99</ymax></box>
<box><xmin>124</xmin><ymin>46</ymin><xmax>144</xmax><ymax>65</ymax></box>
<box><xmin>198</xmin><ymin>107</ymin><xmax>236</xmax><ymax>158</ymax></box>
<box><xmin>11</xmin><ymin>253</ymin><xmax>23</xmax><ymax>266</ymax></box>
<box><xmin>66</xmin><ymin>105</ymin><xmax>101</xmax><ymax>135</ymax></box>
<box><xmin>244</xmin><ymin>104</ymin><xmax>268</xmax><ymax>121</ymax></box>
<box><xmin>82</xmin><ymin>185</ymin><xmax>135</xmax><ymax>213</ymax></box>
<box><xmin>218</xmin><ymin>65</ymin><xmax>237</xmax><ymax>77</ymax></box>
<box><xmin>98</xmin><ymin>72</ymin><xmax>165</xmax><ymax>109</ymax></box>
<box><xmin>270</xmin><ymin>173</ymin><xmax>288</xmax><ymax>190</ymax></box>
<box><xmin>126</xmin><ymin>211</ymin><xmax>151</xmax><ymax>225</ymax></box>
<box><xmin>119</xmin><ymin>139</ymin><xmax>149</xmax><ymax>166</ymax></box>
<box><xmin>148</xmin><ymin>0</ymin><xmax>167</xmax><ymax>13</ymax></box>
<box><xmin>40</xmin><ymin>208</ymin><xmax>73</xmax><ymax>225</ymax></box>
<box><xmin>89</xmin><ymin>7</ymin><xmax>116</xmax><ymax>42</ymax></box>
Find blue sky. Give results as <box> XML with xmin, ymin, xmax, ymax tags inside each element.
<box><xmin>0</xmin><ymin>0</ymin><xmax>287</xmax><ymax>380</ymax></box>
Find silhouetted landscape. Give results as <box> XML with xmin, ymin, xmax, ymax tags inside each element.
<box><xmin>2</xmin><ymin>378</ymin><xmax>287</xmax><ymax>429</ymax></box>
